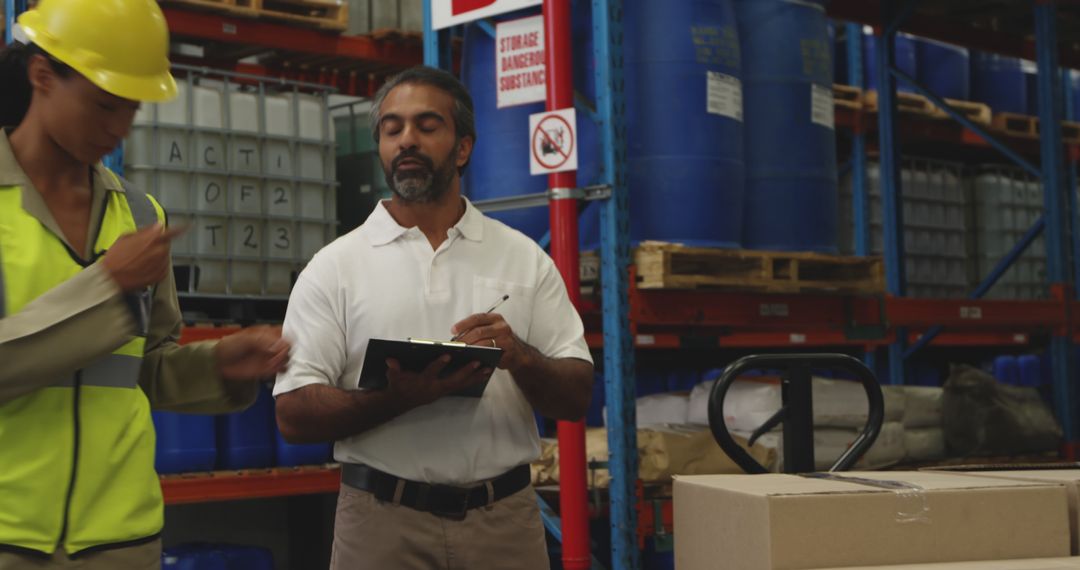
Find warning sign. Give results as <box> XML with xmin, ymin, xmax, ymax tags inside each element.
<box><xmin>529</xmin><ymin>108</ymin><xmax>577</xmax><ymax>175</ymax></box>
<box><xmin>496</xmin><ymin>15</ymin><xmax>546</xmax><ymax>108</ymax></box>
<box><xmin>434</xmin><ymin>0</ymin><xmax>542</xmax><ymax>30</ymax></box>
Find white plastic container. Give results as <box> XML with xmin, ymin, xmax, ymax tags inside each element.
<box><xmin>264</xmin><ymin>93</ymin><xmax>293</xmax><ymax>136</ymax></box>
<box><xmin>193</xmin><ymin>84</ymin><xmax>224</xmax><ymax>129</ymax></box>
<box><xmin>300</xmin><ymin>223</ymin><xmax>327</xmax><ymax>259</ymax></box>
<box><xmin>298</xmin><ymin>144</ymin><xmax>325</xmax><ymax>180</ymax></box>
<box><xmin>194</xmin><ymin>132</ymin><xmax>226</xmax><ymax>170</ymax></box>
<box><xmin>194</xmin><ymin>175</ymin><xmax>227</xmax><ymax>212</ymax></box>
<box><xmin>128</xmin><ymin>128</ymin><xmax>189</xmax><ymax>168</ymax></box>
<box><xmin>264</xmin><ymin>141</ymin><xmax>293</xmax><ymax>176</ymax></box>
<box><xmin>195</xmin><ymin>260</ymin><xmax>228</xmax><ymax>293</ymax></box>
<box><xmin>228</xmin><ymin>91</ymin><xmax>260</xmax><ymax>133</ymax></box>
<box><xmin>266</xmin><ymin>221</ymin><xmax>296</xmax><ymax>260</ymax></box>
<box><xmin>229</xmin><ymin>177</ymin><xmax>263</xmax><ymax>215</ymax></box>
<box><xmin>230</xmin><ymin>137</ymin><xmax>261</xmax><ymax>173</ymax></box>
<box><xmin>230</xmin><ymin>218</ymin><xmax>265</xmax><ymax>258</ymax></box>
<box><xmin>266</xmin><ymin>182</ymin><xmax>295</xmax><ymax>217</ymax></box>
<box><xmin>194</xmin><ymin>216</ymin><xmax>229</xmax><ymax>255</ymax></box>
<box><xmin>130</xmin><ymin>170</ymin><xmax>189</xmax><ymax>213</ymax></box>
<box><xmin>299</xmin><ymin>184</ymin><xmax>327</xmax><ymax>219</ymax></box>
<box><xmin>295</xmin><ymin>94</ymin><xmax>328</xmax><ymax>141</ymax></box>
<box><xmin>266</xmin><ymin>263</ymin><xmax>294</xmax><ymax>295</ymax></box>
<box><xmin>229</xmin><ymin>260</ymin><xmax>262</xmax><ymax>294</ymax></box>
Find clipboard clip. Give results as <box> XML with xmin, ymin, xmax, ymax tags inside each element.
<box><xmin>407</xmin><ymin>337</ymin><xmax>468</xmax><ymax>347</ymax></box>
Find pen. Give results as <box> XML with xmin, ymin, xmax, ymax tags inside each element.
<box><xmin>450</xmin><ymin>294</ymin><xmax>509</xmax><ymax>342</ymax></box>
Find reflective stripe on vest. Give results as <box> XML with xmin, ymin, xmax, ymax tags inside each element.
<box><xmin>0</xmin><ymin>169</ymin><xmax>166</xmax><ymax>555</ymax></box>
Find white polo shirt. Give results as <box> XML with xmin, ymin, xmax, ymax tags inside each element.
<box><xmin>274</xmin><ymin>198</ymin><xmax>592</xmax><ymax>485</ymax></box>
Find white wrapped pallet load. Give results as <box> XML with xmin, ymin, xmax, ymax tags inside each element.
<box><xmin>604</xmin><ymin>392</ymin><xmax>690</xmax><ymax>427</ymax></box>
<box><xmin>901</xmin><ymin>385</ymin><xmax>944</xmax><ymax>428</ymax></box>
<box><xmin>904</xmin><ymin>427</ymin><xmax>946</xmax><ymax>462</ymax></box>
<box><xmin>686</xmin><ymin>376</ymin><xmax>904</xmax><ymax>429</ymax></box>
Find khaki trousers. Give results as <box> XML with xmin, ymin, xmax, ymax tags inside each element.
<box><xmin>0</xmin><ymin>539</ymin><xmax>160</xmax><ymax>570</ymax></box>
<box><xmin>330</xmin><ymin>483</ymin><xmax>549</xmax><ymax>570</ymax></box>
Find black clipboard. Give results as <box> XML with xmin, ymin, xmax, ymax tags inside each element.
<box><xmin>357</xmin><ymin>338</ymin><xmax>503</xmax><ymax>398</ymax></box>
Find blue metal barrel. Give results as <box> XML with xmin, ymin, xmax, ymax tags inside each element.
<box><xmin>152</xmin><ymin>412</ymin><xmax>216</xmax><ymax>474</ymax></box>
<box><xmin>914</xmin><ymin>37</ymin><xmax>970</xmax><ymax>100</ymax></box>
<box><xmin>461</xmin><ymin>7</ymin><xmax>600</xmax><ymax>242</ymax></box>
<box><xmin>624</xmin><ymin>0</ymin><xmax>745</xmax><ymax>247</ymax></box>
<box><xmin>970</xmin><ymin>52</ymin><xmax>1027</xmax><ymax>114</ymax></box>
<box><xmin>735</xmin><ymin>0</ymin><xmax>836</xmax><ymax>252</ymax></box>
<box><xmin>863</xmin><ymin>29</ymin><xmax>918</xmax><ymax>93</ymax></box>
<box><xmin>216</xmin><ymin>385</ymin><xmax>275</xmax><ymax>470</ymax></box>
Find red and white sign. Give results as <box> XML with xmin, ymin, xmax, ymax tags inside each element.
<box><xmin>433</xmin><ymin>0</ymin><xmax>543</xmax><ymax>30</ymax></box>
<box><xmin>496</xmin><ymin>15</ymin><xmax>545</xmax><ymax>108</ymax></box>
<box><xmin>529</xmin><ymin>108</ymin><xmax>577</xmax><ymax>175</ymax></box>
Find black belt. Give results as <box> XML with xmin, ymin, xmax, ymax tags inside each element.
<box><xmin>340</xmin><ymin>463</ymin><xmax>531</xmax><ymax>521</ymax></box>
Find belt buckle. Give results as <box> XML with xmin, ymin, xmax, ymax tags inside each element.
<box><xmin>428</xmin><ymin>486</ymin><xmax>470</xmax><ymax>521</ymax></box>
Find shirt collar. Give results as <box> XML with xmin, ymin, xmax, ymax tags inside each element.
<box><xmin>365</xmin><ymin>196</ymin><xmax>485</xmax><ymax>246</ymax></box>
<box><xmin>0</xmin><ymin>129</ymin><xmax>123</xmax><ymax>192</ymax></box>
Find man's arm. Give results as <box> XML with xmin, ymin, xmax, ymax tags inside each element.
<box><xmin>451</xmin><ymin>256</ymin><xmax>594</xmax><ymax>420</ymax></box>
<box><xmin>450</xmin><ymin>316</ymin><xmax>593</xmax><ymax>420</ymax></box>
<box><xmin>276</xmin><ymin>356</ymin><xmax>492</xmax><ymax>444</ymax></box>
<box><xmin>273</xmin><ymin>260</ymin><xmax>491</xmax><ymax>444</ymax></box>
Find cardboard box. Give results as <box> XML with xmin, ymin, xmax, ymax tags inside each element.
<box><xmin>941</xmin><ymin>470</ymin><xmax>1080</xmax><ymax>555</ymax></box>
<box><xmin>674</xmin><ymin>471</ymin><xmax>1070</xmax><ymax>570</ymax></box>
<box><xmin>814</xmin><ymin>558</ymin><xmax>1080</xmax><ymax>569</ymax></box>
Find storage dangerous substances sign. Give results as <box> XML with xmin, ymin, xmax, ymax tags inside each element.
<box><xmin>496</xmin><ymin>16</ymin><xmax>545</xmax><ymax>108</ymax></box>
<box><xmin>530</xmin><ymin>108</ymin><xmax>577</xmax><ymax>175</ymax></box>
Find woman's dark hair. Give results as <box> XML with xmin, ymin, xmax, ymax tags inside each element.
<box><xmin>0</xmin><ymin>42</ymin><xmax>73</xmax><ymax>128</ymax></box>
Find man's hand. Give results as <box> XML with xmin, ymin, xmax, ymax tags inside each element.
<box><xmin>386</xmin><ymin>355</ymin><xmax>493</xmax><ymax>410</ymax></box>
<box><xmin>450</xmin><ymin>313</ymin><xmax>532</xmax><ymax>372</ymax></box>
<box><xmin>101</xmin><ymin>223</ymin><xmax>187</xmax><ymax>292</ymax></box>
<box><xmin>215</xmin><ymin>325</ymin><xmax>291</xmax><ymax>382</ymax></box>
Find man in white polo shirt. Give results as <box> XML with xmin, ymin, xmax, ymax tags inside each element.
<box><xmin>273</xmin><ymin>66</ymin><xmax>594</xmax><ymax>569</ymax></box>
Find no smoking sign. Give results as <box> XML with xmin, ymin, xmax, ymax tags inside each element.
<box><xmin>529</xmin><ymin>108</ymin><xmax>578</xmax><ymax>175</ymax></box>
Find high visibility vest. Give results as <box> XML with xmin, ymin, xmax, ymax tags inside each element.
<box><xmin>0</xmin><ymin>170</ymin><xmax>166</xmax><ymax>555</ymax></box>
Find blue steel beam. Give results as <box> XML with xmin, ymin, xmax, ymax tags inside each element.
<box><xmin>846</xmin><ymin>22</ymin><xmax>871</xmax><ymax>257</ymax></box>
<box><xmin>5</xmin><ymin>0</ymin><xmax>27</xmax><ymax>45</ymax></box>
<box><xmin>877</xmin><ymin>2</ymin><xmax>907</xmax><ymax>385</ymax></box>
<box><xmin>422</xmin><ymin>0</ymin><xmax>439</xmax><ymax>68</ymax></box>
<box><xmin>1035</xmin><ymin>2</ymin><xmax>1078</xmax><ymax>446</ymax></box>
<box><xmin>1065</xmin><ymin>72</ymin><xmax>1080</xmax><ymax>299</ymax></box>
<box><xmin>890</xmin><ymin>68</ymin><xmax>1042</xmax><ymax>179</ymax></box>
<box><xmin>904</xmin><ymin>217</ymin><xmax>1046</xmax><ymax>358</ymax></box>
<box><xmin>594</xmin><ymin>0</ymin><xmax>639</xmax><ymax>567</ymax></box>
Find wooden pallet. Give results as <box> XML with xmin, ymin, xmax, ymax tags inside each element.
<box><xmin>929</xmin><ymin>98</ymin><xmax>993</xmax><ymax>127</ymax></box>
<box><xmin>1063</xmin><ymin>121</ymin><xmax>1080</xmax><ymax>144</ymax></box>
<box><xmin>992</xmin><ymin>112</ymin><xmax>1039</xmax><ymax>139</ymax></box>
<box><xmin>164</xmin><ymin>0</ymin><xmax>347</xmax><ymax>31</ymax></box>
<box><xmin>863</xmin><ymin>90</ymin><xmax>935</xmax><ymax>116</ymax></box>
<box><xmin>631</xmin><ymin>242</ymin><xmax>884</xmax><ymax>294</ymax></box>
<box><xmin>833</xmin><ymin>84</ymin><xmax>863</xmax><ymax>110</ymax></box>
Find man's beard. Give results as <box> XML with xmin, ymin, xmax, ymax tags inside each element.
<box><xmin>385</xmin><ymin>144</ymin><xmax>458</xmax><ymax>203</ymax></box>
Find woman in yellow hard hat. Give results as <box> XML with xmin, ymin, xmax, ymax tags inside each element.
<box><xmin>0</xmin><ymin>1</ymin><xmax>291</xmax><ymax>568</ymax></box>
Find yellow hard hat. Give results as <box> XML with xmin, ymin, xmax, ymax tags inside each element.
<box><xmin>17</xmin><ymin>0</ymin><xmax>177</xmax><ymax>102</ymax></box>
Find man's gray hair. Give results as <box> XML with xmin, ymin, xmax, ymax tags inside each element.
<box><xmin>370</xmin><ymin>66</ymin><xmax>477</xmax><ymax>174</ymax></box>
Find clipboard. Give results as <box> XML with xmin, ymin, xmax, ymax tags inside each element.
<box><xmin>357</xmin><ymin>338</ymin><xmax>503</xmax><ymax>398</ymax></box>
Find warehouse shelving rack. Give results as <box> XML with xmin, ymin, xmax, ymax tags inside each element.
<box><xmin>418</xmin><ymin>2</ymin><xmax>1080</xmax><ymax>570</ymax></box>
<box><xmin>827</xmin><ymin>0</ymin><xmax>1080</xmax><ymax>458</ymax></box>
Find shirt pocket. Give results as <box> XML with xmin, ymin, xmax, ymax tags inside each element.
<box><xmin>472</xmin><ymin>275</ymin><xmax>535</xmax><ymax>341</ymax></box>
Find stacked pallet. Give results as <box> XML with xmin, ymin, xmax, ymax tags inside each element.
<box><xmin>581</xmin><ymin>242</ymin><xmax>884</xmax><ymax>295</ymax></box>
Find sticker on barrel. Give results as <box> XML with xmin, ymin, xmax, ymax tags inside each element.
<box><xmin>529</xmin><ymin>108</ymin><xmax>578</xmax><ymax>175</ymax></box>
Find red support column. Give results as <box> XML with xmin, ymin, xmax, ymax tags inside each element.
<box><xmin>544</xmin><ymin>0</ymin><xmax>589</xmax><ymax>569</ymax></box>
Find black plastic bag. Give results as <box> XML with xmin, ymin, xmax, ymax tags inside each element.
<box><xmin>942</xmin><ymin>364</ymin><xmax>1062</xmax><ymax>456</ymax></box>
